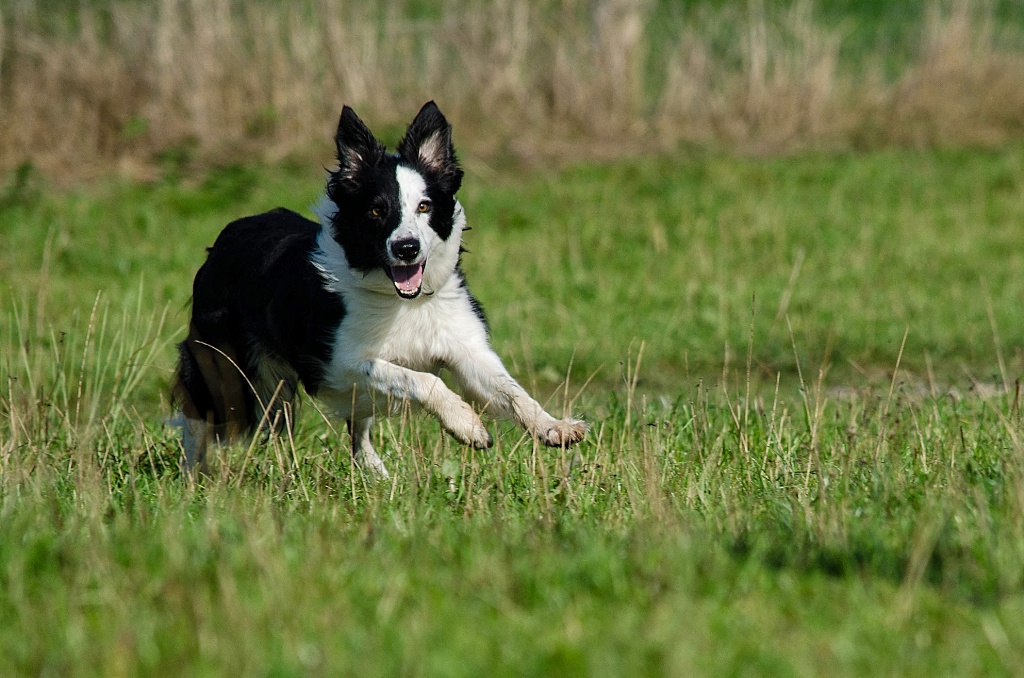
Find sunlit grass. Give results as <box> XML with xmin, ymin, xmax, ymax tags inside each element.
<box><xmin>2</xmin><ymin>142</ymin><xmax>1024</xmax><ymax>673</ymax></box>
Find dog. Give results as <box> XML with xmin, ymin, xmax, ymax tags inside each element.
<box><xmin>173</xmin><ymin>101</ymin><xmax>587</xmax><ymax>477</ymax></box>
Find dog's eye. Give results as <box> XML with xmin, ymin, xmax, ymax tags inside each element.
<box><xmin>417</xmin><ymin>200</ymin><xmax>431</xmax><ymax>214</ymax></box>
<box><xmin>370</xmin><ymin>207</ymin><xmax>382</xmax><ymax>218</ymax></box>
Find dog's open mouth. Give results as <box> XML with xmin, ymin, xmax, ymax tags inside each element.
<box><xmin>386</xmin><ymin>263</ymin><xmax>425</xmax><ymax>299</ymax></box>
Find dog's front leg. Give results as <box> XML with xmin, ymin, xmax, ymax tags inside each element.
<box><xmin>448</xmin><ymin>348</ymin><xmax>588</xmax><ymax>447</ymax></box>
<box><xmin>347</xmin><ymin>417</ymin><xmax>389</xmax><ymax>479</ymax></box>
<box><xmin>342</xmin><ymin>359</ymin><xmax>493</xmax><ymax>449</ymax></box>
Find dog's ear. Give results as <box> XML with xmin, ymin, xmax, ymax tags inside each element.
<box><xmin>333</xmin><ymin>106</ymin><xmax>385</xmax><ymax>188</ymax></box>
<box><xmin>398</xmin><ymin>101</ymin><xmax>463</xmax><ymax>193</ymax></box>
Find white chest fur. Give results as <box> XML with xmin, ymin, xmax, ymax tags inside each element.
<box><xmin>329</xmin><ymin>282</ymin><xmax>480</xmax><ymax>374</ymax></box>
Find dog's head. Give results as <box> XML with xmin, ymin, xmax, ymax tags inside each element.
<box><xmin>322</xmin><ymin>101</ymin><xmax>465</xmax><ymax>299</ymax></box>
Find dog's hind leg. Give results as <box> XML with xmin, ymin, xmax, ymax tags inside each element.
<box><xmin>175</xmin><ymin>333</ymin><xmax>213</xmax><ymax>476</ymax></box>
<box><xmin>174</xmin><ymin>324</ymin><xmax>251</xmax><ymax>476</ymax></box>
<box><xmin>348</xmin><ymin>417</ymin><xmax>389</xmax><ymax>479</ymax></box>
<box><xmin>182</xmin><ymin>416</ymin><xmax>210</xmax><ymax>474</ymax></box>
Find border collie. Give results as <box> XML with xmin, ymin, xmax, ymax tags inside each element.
<box><xmin>173</xmin><ymin>101</ymin><xmax>587</xmax><ymax>477</ymax></box>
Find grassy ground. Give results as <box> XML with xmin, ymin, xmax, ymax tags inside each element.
<box><xmin>3</xmin><ymin>143</ymin><xmax>1024</xmax><ymax>675</ymax></box>
<box><xmin>5</xmin><ymin>144</ymin><xmax>1024</xmax><ymax>392</ymax></box>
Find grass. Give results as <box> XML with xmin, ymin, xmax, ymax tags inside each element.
<box><xmin>3</xmin><ymin>140</ymin><xmax>1024</xmax><ymax>674</ymax></box>
<box><xmin>5</xmin><ymin>144</ymin><xmax>1024</xmax><ymax>393</ymax></box>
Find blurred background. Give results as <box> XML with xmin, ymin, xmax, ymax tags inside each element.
<box><xmin>3</xmin><ymin>0</ymin><xmax>1024</xmax><ymax>179</ymax></box>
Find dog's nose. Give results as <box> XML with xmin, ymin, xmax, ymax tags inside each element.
<box><xmin>391</xmin><ymin>239</ymin><xmax>420</xmax><ymax>262</ymax></box>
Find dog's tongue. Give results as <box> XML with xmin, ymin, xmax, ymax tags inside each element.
<box><xmin>390</xmin><ymin>264</ymin><xmax>424</xmax><ymax>295</ymax></box>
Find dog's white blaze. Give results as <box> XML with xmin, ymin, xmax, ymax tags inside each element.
<box><xmin>388</xmin><ymin>165</ymin><xmax>437</xmax><ymax>261</ymax></box>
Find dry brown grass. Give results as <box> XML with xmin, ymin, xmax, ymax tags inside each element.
<box><xmin>2</xmin><ymin>0</ymin><xmax>1023</xmax><ymax>178</ymax></box>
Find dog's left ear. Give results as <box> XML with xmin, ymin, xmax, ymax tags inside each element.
<box><xmin>333</xmin><ymin>105</ymin><xmax>385</xmax><ymax>190</ymax></box>
<box><xmin>398</xmin><ymin>101</ymin><xmax>463</xmax><ymax>193</ymax></box>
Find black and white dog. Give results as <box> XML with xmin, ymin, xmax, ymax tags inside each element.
<box><xmin>173</xmin><ymin>102</ymin><xmax>587</xmax><ymax>477</ymax></box>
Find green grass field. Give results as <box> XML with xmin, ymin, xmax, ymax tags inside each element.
<box><xmin>3</xmin><ymin>142</ymin><xmax>1024</xmax><ymax>676</ymax></box>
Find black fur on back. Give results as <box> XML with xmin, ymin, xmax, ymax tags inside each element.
<box><xmin>174</xmin><ymin>208</ymin><xmax>345</xmax><ymax>435</ymax></box>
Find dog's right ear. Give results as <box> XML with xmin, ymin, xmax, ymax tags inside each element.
<box><xmin>398</xmin><ymin>101</ymin><xmax>462</xmax><ymax>194</ymax></box>
<box><xmin>333</xmin><ymin>106</ymin><xmax>385</xmax><ymax>189</ymax></box>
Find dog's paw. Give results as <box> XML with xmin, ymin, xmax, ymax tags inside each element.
<box><xmin>462</xmin><ymin>420</ymin><xmax>494</xmax><ymax>450</ymax></box>
<box><xmin>446</xmin><ymin>399</ymin><xmax>493</xmax><ymax>450</ymax></box>
<box><xmin>353</xmin><ymin>446</ymin><xmax>391</xmax><ymax>480</ymax></box>
<box><xmin>538</xmin><ymin>418</ymin><xmax>589</xmax><ymax>447</ymax></box>
<box><xmin>450</xmin><ymin>424</ymin><xmax>492</xmax><ymax>449</ymax></box>
<box><xmin>446</xmin><ymin>404</ymin><xmax>493</xmax><ymax>449</ymax></box>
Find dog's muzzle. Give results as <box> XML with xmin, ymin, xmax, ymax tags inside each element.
<box><xmin>386</xmin><ymin>239</ymin><xmax>424</xmax><ymax>298</ymax></box>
